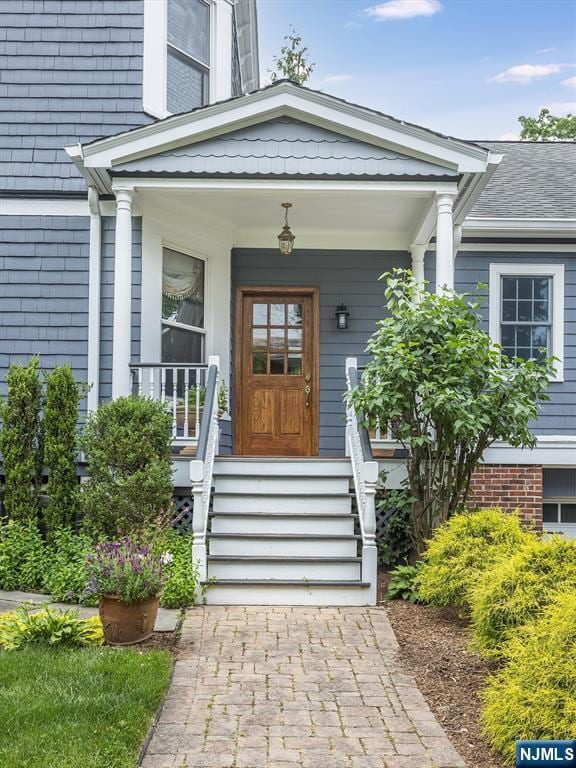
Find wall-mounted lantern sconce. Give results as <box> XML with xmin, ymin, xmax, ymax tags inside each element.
<box><xmin>335</xmin><ymin>304</ymin><xmax>350</xmax><ymax>330</ymax></box>
<box><xmin>277</xmin><ymin>202</ymin><xmax>295</xmax><ymax>256</ymax></box>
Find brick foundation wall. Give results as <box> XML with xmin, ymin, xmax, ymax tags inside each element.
<box><xmin>469</xmin><ymin>464</ymin><xmax>543</xmax><ymax>532</ymax></box>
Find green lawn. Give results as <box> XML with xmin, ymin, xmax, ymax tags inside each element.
<box><xmin>0</xmin><ymin>646</ymin><xmax>173</xmax><ymax>768</ymax></box>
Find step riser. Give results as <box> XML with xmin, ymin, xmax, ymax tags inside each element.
<box><xmin>212</xmin><ymin>495</ymin><xmax>352</xmax><ymax>514</ymax></box>
<box><xmin>210</xmin><ymin>516</ymin><xmax>355</xmax><ymax>535</ymax></box>
<box><xmin>209</xmin><ymin>538</ymin><xmax>358</xmax><ymax>557</ymax></box>
<box><xmin>207</xmin><ymin>561</ymin><xmax>361</xmax><ymax>580</ymax></box>
<box><xmin>214</xmin><ymin>460</ymin><xmax>352</xmax><ymax>477</ymax></box>
<box><xmin>214</xmin><ymin>477</ymin><xmax>350</xmax><ymax>494</ymax></box>
<box><xmin>204</xmin><ymin>584</ymin><xmax>372</xmax><ymax>606</ymax></box>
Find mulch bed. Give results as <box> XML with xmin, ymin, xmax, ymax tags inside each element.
<box><xmin>137</xmin><ymin>631</ymin><xmax>178</xmax><ymax>653</ymax></box>
<box><xmin>378</xmin><ymin>570</ymin><xmax>506</xmax><ymax>768</ymax></box>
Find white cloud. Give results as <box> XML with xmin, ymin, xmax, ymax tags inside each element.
<box><xmin>364</xmin><ymin>0</ymin><xmax>442</xmax><ymax>21</ymax></box>
<box><xmin>490</xmin><ymin>63</ymin><xmax>562</xmax><ymax>83</ymax></box>
<box><xmin>562</xmin><ymin>76</ymin><xmax>576</xmax><ymax>88</ymax></box>
<box><xmin>322</xmin><ymin>74</ymin><xmax>354</xmax><ymax>83</ymax></box>
<box><xmin>498</xmin><ymin>132</ymin><xmax>520</xmax><ymax>140</ymax></box>
<box><xmin>344</xmin><ymin>20</ymin><xmax>362</xmax><ymax>29</ymax></box>
<box><xmin>536</xmin><ymin>47</ymin><xmax>556</xmax><ymax>54</ymax></box>
<box><xmin>545</xmin><ymin>101</ymin><xmax>576</xmax><ymax>115</ymax></box>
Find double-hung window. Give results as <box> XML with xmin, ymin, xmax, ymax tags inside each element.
<box><xmin>489</xmin><ymin>264</ymin><xmax>564</xmax><ymax>381</ymax></box>
<box><xmin>167</xmin><ymin>0</ymin><xmax>210</xmax><ymax>113</ymax></box>
<box><xmin>161</xmin><ymin>247</ymin><xmax>205</xmax><ymax>363</ymax></box>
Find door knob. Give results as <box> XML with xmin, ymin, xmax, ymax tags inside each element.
<box><xmin>305</xmin><ymin>373</ymin><xmax>311</xmax><ymax>382</ymax></box>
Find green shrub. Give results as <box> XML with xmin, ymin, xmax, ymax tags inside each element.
<box><xmin>384</xmin><ymin>562</ymin><xmax>423</xmax><ymax>603</ymax></box>
<box><xmin>0</xmin><ymin>520</ymin><xmax>47</xmax><ymax>592</ymax></box>
<box><xmin>416</xmin><ymin>508</ymin><xmax>533</xmax><ymax>611</ymax></box>
<box><xmin>157</xmin><ymin>529</ymin><xmax>198</xmax><ymax>608</ymax></box>
<box><xmin>43</xmin><ymin>365</ymin><xmax>85</xmax><ymax>538</ymax></box>
<box><xmin>376</xmin><ymin>487</ymin><xmax>415</xmax><ymax>567</ymax></box>
<box><xmin>471</xmin><ymin>536</ymin><xmax>576</xmax><ymax>657</ymax></box>
<box><xmin>80</xmin><ymin>396</ymin><xmax>174</xmax><ymax>537</ymax></box>
<box><xmin>0</xmin><ymin>605</ymin><xmax>103</xmax><ymax>650</ymax></box>
<box><xmin>482</xmin><ymin>591</ymin><xmax>576</xmax><ymax>762</ymax></box>
<box><xmin>43</xmin><ymin>527</ymin><xmax>95</xmax><ymax>605</ymax></box>
<box><xmin>0</xmin><ymin>357</ymin><xmax>43</xmax><ymax>522</ymax></box>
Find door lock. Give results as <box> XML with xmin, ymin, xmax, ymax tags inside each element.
<box><xmin>304</xmin><ymin>384</ymin><xmax>311</xmax><ymax>407</ymax></box>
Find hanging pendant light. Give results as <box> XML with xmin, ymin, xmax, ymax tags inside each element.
<box><xmin>278</xmin><ymin>202</ymin><xmax>295</xmax><ymax>256</ymax></box>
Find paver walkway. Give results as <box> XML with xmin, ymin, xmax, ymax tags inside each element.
<box><xmin>141</xmin><ymin>606</ymin><xmax>465</xmax><ymax>768</ymax></box>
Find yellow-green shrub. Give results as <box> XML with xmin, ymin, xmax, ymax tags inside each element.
<box><xmin>482</xmin><ymin>591</ymin><xmax>576</xmax><ymax>762</ymax></box>
<box><xmin>471</xmin><ymin>536</ymin><xmax>576</xmax><ymax>657</ymax></box>
<box><xmin>0</xmin><ymin>606</ymin><xmax>103</xmax><ymax>650</ymax></box>
<box><xmin>415</xmin><ymin>508</ymin><xmax>533</xmax><ymax>611</ymax></box>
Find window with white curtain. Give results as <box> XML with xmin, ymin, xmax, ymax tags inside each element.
<box><xmin>161</xmin><ymin>247</ymin><xmax>205</xmax><ymax>363</ymax></box>
<box><xmin>167</xmin><ymin>0</ymin><xmax>210</xmax><ymax>113</ymax></box>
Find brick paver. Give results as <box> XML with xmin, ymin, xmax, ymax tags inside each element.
<box><xmin>141</xmin><ymin>607</ymin><xmax>465</xmax><ymax>768</ymax></box>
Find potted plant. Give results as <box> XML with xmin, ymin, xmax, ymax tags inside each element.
<box><xmin>84</xmin><ymin>537</ymin><xmax>167</xmax><ymax>645</ymax></box>
<box><xmin>176</xmin><ymin>385</ymin><xmax>206</xmax><ymax>436</ymax></box>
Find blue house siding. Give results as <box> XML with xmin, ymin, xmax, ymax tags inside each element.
<box><xmin>0</xmin><ymin>0</ymin><xmax>152</xmax><ymax>193</ymax></box>
<box><xmin>99</xmin><ymin>215</ymin><xmax>142</xmax><ymax>401</ymax></box>
<box><xmin>0</xmin><ymin>214</ymin><xmax>89</xmax><ymax>393</ymax></box>
<box><xmin>231</xmin><ymin>248</ymin><xmax>411</xmax><ymax>456</ymax></box>
<box><xmin>454</xmin><ymin>251</ymin><xmax>576</xmax><ymax>435</ymax></box>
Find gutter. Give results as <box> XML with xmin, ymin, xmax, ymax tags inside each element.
<box><xmin>87</xmin><ymin>186</ymin><xmax>102</xmax><ymax>413</ymax></box>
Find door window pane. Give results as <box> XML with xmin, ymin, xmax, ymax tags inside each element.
<box><xmin>252</xmin><ymin>353</ymin><xmax>266</xmax><ymax>374</ymax></box>
<box><xmin>252</xmin><ymin>304</ymin><xmax>268</xmax><ymax>325</ymax></box>
<box><xmin>288</xmin><ymin>329</ymin><xmax>302</xmax><ymax>351</ymax></box>
<box><xmin>287</xmin><ymin>355</ymin><xmax>302</xmax><ymax>375</ymax></box>
<box><xmin>287</xmin><ymin>304</ymin><xmax>303</xmax><ymax>325</ymax></box>
<box><xmin>270</xmin><ymin>304</ymin><xmax>286</xmax><ymax>325</ymax></box>
<box><xmin>252</xmin><ymin>328</ymin><xmax>267</xmax><ymax>351</ymax></box>
<box><xmin>269</xmin><ymin>354</ymin><xmax>284</xmax><ymax>375</ymax></box>
<box><xmin>269</xmin><ymin>328</ymin><xmax>285</xmax><ymax>352</ymax></box>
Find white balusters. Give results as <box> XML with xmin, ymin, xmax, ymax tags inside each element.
<box><xmin>183</xmin><ymin>367</ymin><xmax>190</xmax><ymax>440</ymax></box>
<box><xmin>171</xmin><ymin>367</ymin><xmax>177</xmax><ymax>438</ymax></box>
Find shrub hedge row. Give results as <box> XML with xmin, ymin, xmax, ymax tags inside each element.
<box><xmin>415</xmin><ymin>508</ymin><xmax>576</xmax><ymax>762</ymax></box>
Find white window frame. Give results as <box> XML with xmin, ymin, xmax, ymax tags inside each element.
<box><xmin>143</xmin><ymin>0</ymin><xmax>233</xmax><ymax>119</ymax></box>
<box><xmin>489</xmin><ymin>263</ymin><xmax>564</xmax><ymax>382</ymax></box>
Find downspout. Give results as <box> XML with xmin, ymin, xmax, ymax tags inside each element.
<box><xmin>87</xmin><ymin>186</ymin><xmax>101</xmax><ymax>412</ymax></box>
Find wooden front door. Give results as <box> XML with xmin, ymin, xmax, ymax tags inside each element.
<box><xmin>235</xmin><ymin>287</ymin><xmax>319</xmax><ymax>456</ymax></box>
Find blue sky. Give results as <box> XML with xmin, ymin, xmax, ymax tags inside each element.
<box><xmin>257</xmin><ymin>0</ymin><xmax>576</xmax><ymax>139</ymax></box>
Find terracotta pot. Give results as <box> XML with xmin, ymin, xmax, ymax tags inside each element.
<box><xmin>99</xmin><ymin>594</ymin><xmax>160</xmax><ymax>646</ymax></box>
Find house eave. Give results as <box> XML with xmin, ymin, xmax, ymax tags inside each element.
<box><xmin>463</xmin><ymin>217</ymin><xmax>576</xmax><ymax>239</ymax></box>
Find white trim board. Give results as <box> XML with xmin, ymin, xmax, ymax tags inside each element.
<box><xmin>488</xmin><ymin>263</ymin><xmax>564</xmax><ymax>382</ymax></box>
<box><xmin>463</xmin><ymin>217</ymin><xmax>576</xmax><ymax>238</ymax></box>
<box><xmin>0</xmin><ymin>198</ymin><xmax>117</xmax><ymax>217</ymax></box>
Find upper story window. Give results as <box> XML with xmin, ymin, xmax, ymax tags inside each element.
<box><xmin>143</xmin><ymin>0</ymin><xmax>234</xmax><ymax>119</ymax></box>
<box><xmin>162</xmin><ymin>247</ymin><xmax>205</xmax><ymax>363</ymax></box>
<box><xmin>167</xmin><ymin>0</ymin><xmax>210</xmax><ymax>113</ymax></box>
<box><xmin>489</xmin><ymin>263</ymin><xmax>564</xmax><ymax>382</ymax></box>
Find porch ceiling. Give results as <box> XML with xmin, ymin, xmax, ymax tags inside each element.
<box><xmin>139</xmin><ymin>186</ymin><xmax>436</xmax><ymax>250</ymax></box>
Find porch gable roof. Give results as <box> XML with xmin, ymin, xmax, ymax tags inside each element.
<box><xmin>110</xmin><ymin>117</ymin><xmax>461</xmax><ymax>180</ymax></box>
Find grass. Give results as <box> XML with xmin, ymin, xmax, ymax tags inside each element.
<box><xmin>0</xmin><ymin>646</ymin><xmax>173</xmax><ymax>768</ymax></box>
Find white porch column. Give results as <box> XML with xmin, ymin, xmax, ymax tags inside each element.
<box><xmin>87</xmin><ymin>186</ymin><xmax>101</xmax><ymax>412</ymax></box>
<box><xmin>410</xmin><ymin>243</ymin><xmax>426</xmax><ymax>301</ymax></box>
<box><xmin>435</xmin><ymin>193</ymin><xmax>456</xmax><ymax>293</ymax></box>
<box><xmin>112</xmin><ymin>189</ymin><xmax>133</xmax><ymax>399</ymax></box>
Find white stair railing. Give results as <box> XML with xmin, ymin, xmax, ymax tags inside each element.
<box><xmin>190</xmin><ymin>355</ymin><xmax>220</xmax><ymax>592</ymax></box>
<box><xmin>345</xmin><ymin>357</ymin><xmax>378</xmax><ymax>605</ymax></box>
<box><xmin>129</xmin><ymin>363</ymin><xmax>209</xmax><ymax>440</ymax></box>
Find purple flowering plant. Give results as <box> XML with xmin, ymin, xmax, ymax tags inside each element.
<box><xmin>84</xmin><ymin>536</ymin><xmax>166</xmax><ymax>604</ymax></box>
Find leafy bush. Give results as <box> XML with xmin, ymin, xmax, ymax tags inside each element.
<box><xmin>0</xmin><ymin>520</ymin><xmax>47</xmax><ymax>592</ymax></box>
<box><xmin>84</xmin><ymin>537</ymin><xmax>167</xmax><ymax>604</ymax></box>
<box><xmin>376</xmin><ymin>487</ymin><xmax>415</xmax><ymax>567</ymax></box>
<box><xmin>384</xmin><ymin>563</ymin><xmax>423</xmax><ymax>603</ymax></box>
<box><xmin>482</xmin><ymin>591</ymin><xmax>576</xmax><ymax>761</ymax></box>
<box><xmin>0</xmin><ymin>357</ymin><xmax>43</xmax><ymax>522</ymax></box>
<box><xmin>0</xmin><ymin>605</ymin><xmax>103</xmax><ymax>650</ymax></box>
<box><xmin>43</xmin><ymin>527</ymin><xmax>96</xmax><ymax>605</ymax></box>
<box><xmin>43</xmin><ymin>365</ymin><xmax>85</xmax><ymax>538</ymax></box>
<box><xmin>80</xmin><ymin>396</ymin><xmax>174</xmax><ymax>537</ymax></box>
<box><xmin>471</xmin><ymin>536</ymin><xmax>576</xmax><ymax>657</ymax></box>
<box><xmin>416</xmin><ymin>508</ymin><xmax>533</xmax><ymax>612</ymax></box>
<box><xmin>157</xmin><ymin>529</ymin><xmax>198</xmax><ymax>608</ymax></box>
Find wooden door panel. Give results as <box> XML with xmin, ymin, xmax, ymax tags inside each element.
<box><xmin>236</xmin><ymin>288</ymin><xmax>319</xmax><ymax>456</ymax></box>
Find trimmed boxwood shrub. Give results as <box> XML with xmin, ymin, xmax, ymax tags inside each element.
<box><xmin>415</xmin><ymin>508</ymin><xmax>534</xmax><ymax>611</ymax></box>
<box><xmin>0</xmin><ymin>520</ymin><xmax>48</xmax><ymax>592</ymax></box>
<box><xmin>482</xmin><ymin>591</ymin><xmax>576</xmax><ymax>761</ymax></box>
<box><xmin>471</xmin><ymin>536</ymin><xmax>576</xmax><ymax>657</ymax></box>
<box><xmin>80</xmin><ymin>396</ymin><xmax>174</xmax><ymax>537</ymax></box>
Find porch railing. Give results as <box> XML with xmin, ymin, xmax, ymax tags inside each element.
<box><xmin>129</xmin><ymin>362</ymin><xmax>209</xmax><ymax>440</ymax></box>
<box><xmin>189</xmin><ymin>356</ymin><xmax>220</xmax><ymax>592</ymax></box>
<box><xmin>345</xmin><ymin>357</ymin><xmax>378</xmax><ymax>604</ymax></box>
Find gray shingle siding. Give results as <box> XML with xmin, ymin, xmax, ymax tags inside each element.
<box><xmin>99</xmin><ymin>215</ymin><xmax>141</xmax><ymax>401</ymax></box>
<box><xmin>231</xmin><ymin>248</ymin><xmax>411</xmax><ymax>456</ymax></box>
<box><xmin>454</xmin><ymin>251</ymin><xmax>576</xmax><ymax>435</ymax></box>
<box><xmin>0</xmin><ymin>0</ymin><xmax>152</xmax><ymax>193</ymax></box>
<box><xmin>0</xmin><ymin>214</ymin><xmax>89</xmax><ymax>393</ymax></box>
